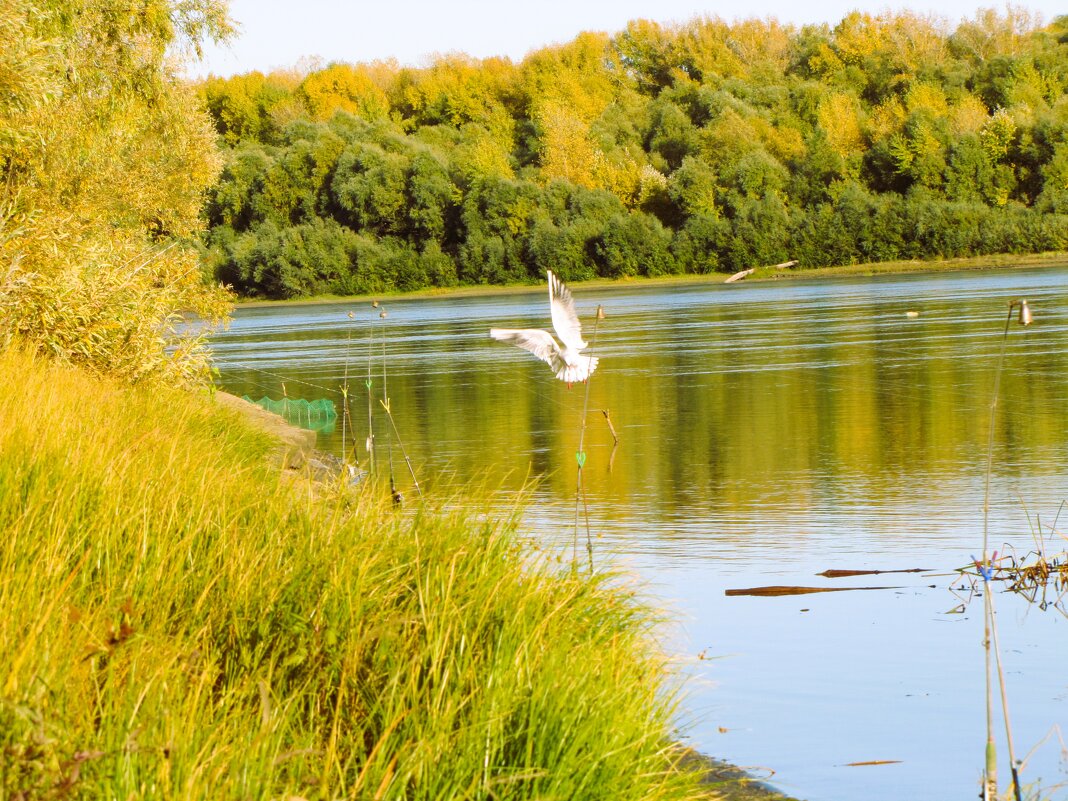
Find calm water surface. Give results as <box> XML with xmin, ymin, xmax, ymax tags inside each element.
<box><xmin>212</xmin><ymin>267</ymin><xmax>1068</xmax><ymax>801</ymax></box>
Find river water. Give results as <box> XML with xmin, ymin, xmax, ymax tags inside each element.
<box><xmin>211</xmin><ymin>266</ymin><xmax>1068</xmax><ymax>801</ymax></box>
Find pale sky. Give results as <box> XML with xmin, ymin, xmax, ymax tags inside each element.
<box><xmin>187</xmin><ymin>0</ymin><xmax>1064</xmax><ymax>78</ymax></box>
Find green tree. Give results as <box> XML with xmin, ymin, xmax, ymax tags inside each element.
<box><xmin>331</xmin><ymin>142</ymin><xmax>410</xmax><ymax>236</ymax></box>
<box><xmin>206</xmin><ymin>144</ymin><xmax>273</xmax><ymax>229</ymax></box>
<box><xmin>671</xmin><ymin>213</ymin><xmax>727</xmax><ymax>273</ymax></box>
<box><xmin>593</xmin><ymin>213</ymin><xmax>676</xmax><ymax>277</ymax></box>
<box><xmin>646</xmin><ymin>96</ymin><xmax>701</xmax><ymax>171</ymax></box>
<box><xmin>945</xmin><ymin>134</ymin><xmax>997</xmax><ymax>203</ymax></box>
<box><xmin>405</xmin><ymin>150</ymin><xmax>457</xmax><ymax>244</ymax></box>
<box><xmin>1036</xmin><ymin>142</ymin><xmax>1068</xmax><ymax>212</ymax></box>
<box><xmin>528</xmin><ymin>219</ymin><xmax>596</xmax><ymax>282</ymax></box>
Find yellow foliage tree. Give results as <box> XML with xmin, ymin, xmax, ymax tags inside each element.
<box><xmin>699</xmin><ymin>108</ymin><xmax>764</xmax><ymax>166</ymax></box>
<box><xmin>950</xmin><ymin>7</ymin><xmax>1041</xmax><ymax>62</ymax></box>
<box><xmin>520</xmin><ymin>32</ymin><xmax>621</xmax><ymax>124</ymax></box>
<box><xmin>728</xmin><ymin>18</ymin><xmax>794</xmax><ymax>80</ymax></box>
<box><xmin>453</xmin><ymin>108</ymin><xmax>517</xmax><ymax>183</ymax></box>
<box><xmin>298</xmin><ymin>62</ymin><xmax>392</xmax><ymax>122</ymax></box>
<box><xmin>949</xmin><ymin>92</ymin><xmax>991</xmax><ymax>136</ymax></box>
<box><xmin>980</xmin><ymin>108</ymin><xmax>1017</xmax><ymax>162</ymax></box>
<box><xmin>818</xmin><ymin>92</ymin><xmax>867</xmax><ymax>160</ymax></box>
<box><xmin>393</xmin><ymin>54</ymin><xmax>515</xmax><ymax>128</ymax></box>
<box><xmin>833</xmin><ymin>12</ymin><xmax>886</xmax><ymax>66</ymax></box>
<box><xmin>879</xmin><ymin>11</ymin><xmax>948</xmax><ymax>76</ymax></box>
<box><xmin>869</xmin><ymin>97</ymin><xmax>908</xmax><ymax>141</ymax></box>
<box><xmin>595</xmin><ymin>151</ymin><xmax>647</xmax><ymax>208</ymax></box>
<box><xmin>534</xmin><ymin>99</ymin><xmax>602</xmax><ymax>189</ymax></box>
<box><xmin>906</xmin><ymin>83</ymin><xmax>949</xmax><ymax>116</ymax></box>
<box><xmin>676</xmin><ymin>16</ymin><xmax>747</xmax><ymax>80</ymax></box>
<box><xmin>761</xmin><ymin>123</ymin><xmax>806</xmax><ymax>164</ymax></box>
<box><xmin>807</xmin><ymin>40</ymin><xmax>845</xmax><ymax>77</ymax></box>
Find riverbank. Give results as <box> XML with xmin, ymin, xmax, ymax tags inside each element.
<box><xmin>234</xmin><ymin>250</ymin><xmax>1068</xmax><ymax>308</ymax></box>
<box><xmin>0</xmin><ymin>346</ymin><xmax>733</xmax><ymax>801</ymax></box>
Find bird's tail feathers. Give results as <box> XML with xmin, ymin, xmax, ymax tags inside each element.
<box><xmin>554</xmin><ymin>355</ymin><xmax>598</xmax><ymax>384</ymax></box>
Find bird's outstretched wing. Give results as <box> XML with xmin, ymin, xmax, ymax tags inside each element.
<box><xmin>547</xmin><ymin>270</ymin><xmax>587</xmax><ymax>351</ymax></box>
<box><xmin>490</xmin><ymin>328</ymin><xmax>566</xmax><ymax>373</ymax></box>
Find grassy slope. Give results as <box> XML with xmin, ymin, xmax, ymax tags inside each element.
<box><xmin>0</xmin><ymin>347</ymin><xmax>705</xmax><ymax>801</ymax></box>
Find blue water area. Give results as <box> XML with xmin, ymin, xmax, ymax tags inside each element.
<box><xmin>213</xmin><ymin>265</ymin><xmax>1068</xmax><ymax>801</ymax></box>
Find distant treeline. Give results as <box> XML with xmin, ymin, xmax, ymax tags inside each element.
<box><xmin>197</xmin><ymin>9</ymin><xmax>1068</xmax><ymax>298</ymax></box>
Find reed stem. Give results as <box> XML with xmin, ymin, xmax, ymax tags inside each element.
<box><xmin>573</xmin><ymin>305</ymin><xmax>603</xmax><ymax>573</ymax></box>
<box><xmin>988</xmin><ymin>589</ymin><xmax>1023</xmax><ymax>801</ymax></box>
<box><xmin>341</xmin><ymin>315</ymin><xmax>353</xmax><ymax>465</ymax></box>
<box><xmin>365</xmin><ymin>307</ymin><xmax>376</xmax><ymax>476</ymax></box>
<box><xmin>983</xmin><ymin>305</ymin><xmax>1015</xmax><ymax>563</ymax></box>
<box><xmin>979</xmin><ymin>298</ymin><xmax>1030</xmax><ymax>800</ymax></box>
<box><xmin>983</xmin><ymin>587</ymin><xmax>998</xmax><ymax>801</ymax></box>
<box><xmin>377</xmin><ymin>308</ymin><xmax>422</xmax><ymax>505</ymax></box>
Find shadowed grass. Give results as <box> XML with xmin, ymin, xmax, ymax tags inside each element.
<box><xmin>0</xmin><ymin>347</ymin><xmax>707</xmax><ymax>801</ymax></box>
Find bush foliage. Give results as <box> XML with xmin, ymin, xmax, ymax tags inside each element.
<box><xmin>0</xmin><ymin>0</ymin><xmax>233</xmax><ymax>384</ymax></box>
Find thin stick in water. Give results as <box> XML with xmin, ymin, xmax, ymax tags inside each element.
<box><xmin>601</xmin><ymin>408</ymin><xmax>620</xmax><ymax>444</ymax></box>
<box><xmin>365</xmin><ymin>303</ymin><xmax>377</xmax><ymax>476</ymax></box>
<box><xmin>988</xmin><ymin>588</ymin><xmax>1023</xmax><ymax>801</ymax></box>
<box><xmin>377</xmin><ymin>307</ymin><xmax>423</xmax><ymax>504</ymax></box>
<box><xmin>573</xmin><ymin>304</ymin><xmax>604</xmax><ymax>572</ymax></box>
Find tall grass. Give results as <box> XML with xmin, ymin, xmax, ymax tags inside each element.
<box><xmin>0</xmin><ymin>347</ymin><xmax>705</xmax><ymax>801</ymax></box>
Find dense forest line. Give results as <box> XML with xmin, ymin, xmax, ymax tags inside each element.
<box><xmin>197</xmin><ymin>9</ymin><xmax>1068</xmax><ymax>298</ymax></box>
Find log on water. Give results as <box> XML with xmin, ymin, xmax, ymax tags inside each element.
<box><xmin>842</xmin><ymin>760</ymin><xmax>903</xmax><ymax>767</ymax></box>
<box><xmin>724</xmin><ymin>259</ymin><xmax>798</xmax><ymax>283</ymax></box>
<box><xmin>726</xmin><ymin>585</ymin><xmax>901</xmax><ymax>598</ymax></box>
<box><xmin>724</xmin><ymin>268</ymin><xmax>755</xmax><ymax>283</ymax></box>
<box><xmin>817</xmin><ymin>568</ymin><xmax>932</xmax><ymax>578</ymax></box>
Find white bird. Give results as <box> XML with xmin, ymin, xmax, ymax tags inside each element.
<box><xmin>490</xmin><ymin>270</ymin><xmax>599</xmax><ymax>386</ymax></box>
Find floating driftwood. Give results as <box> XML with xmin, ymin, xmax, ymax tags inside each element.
<box><xmin>818</xmin><ymin>568</ymin><xmax>932</xmax><ymax>578</ymax></box>
<box><xmin>842</xmin><ymin>760</ymin><xmax>902</xmax><ymax>767</ymax></box>
<box><xmin>725</xmin><ymin>260</ymin><xmax>798</xmax><ymax>283</ymax></box>
<box><xmin>725</xmin><ymin>585</ymin><xmax>900</xmax><ymax>597</ymax></box>
<box><xmin>724</xmin><ymin>268</ymin><xmax>755</xmax><ymax>284</ymax></box>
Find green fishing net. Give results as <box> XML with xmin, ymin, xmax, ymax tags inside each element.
<box><xmin>242</xmin><ymin>396</ymin><xmax>337</xmax><ymax>433</ymax></box>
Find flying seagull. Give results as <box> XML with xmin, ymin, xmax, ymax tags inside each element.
<box><xmin>490</xmin><ymin>271</ymin><xmax>599</xmax><ymax>386</ymax></box>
